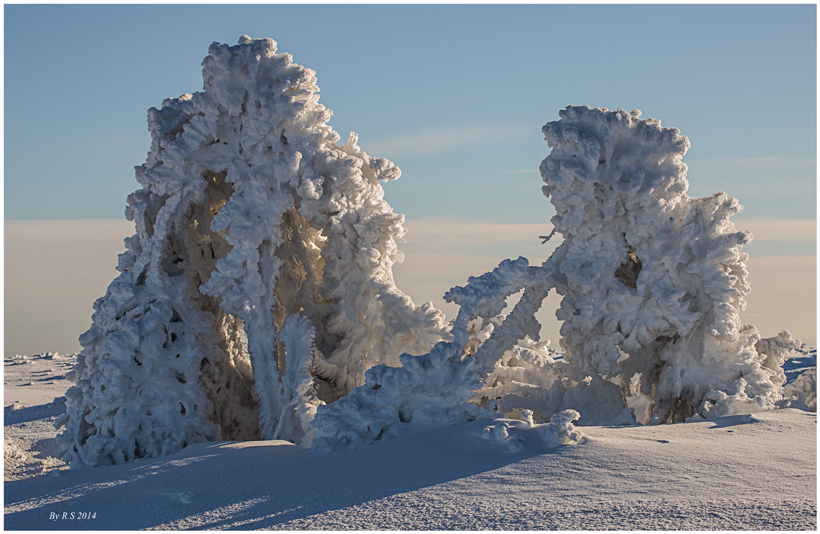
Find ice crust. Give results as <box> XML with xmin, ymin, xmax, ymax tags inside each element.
<box><xmin>57</xmin><ymin>36</ymin><xmax>445</xmax><ymax>467</ymax></box>
<box><xmin>57</xmin><ymin>37</ymin><xmax>808</xmax><ymax>464</ymax></box>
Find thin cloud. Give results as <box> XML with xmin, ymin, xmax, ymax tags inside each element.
<box><xmin>743</xmin><ymin>255</ymin><xmax>816</xmax><ymax>344</ymax></box>
<box><xmin>504</xmin><ymin>169</ymin><xmax>540</xmax><ymax>174</ymax></box>
<box><xmin>401</xmin><ymin>217</ymin><xmax>555</xmax><ymax>248</ymax></box>
<box><xmin>363</xmin><ymin>123</ymin><xmax>530</xmax><ymax>158</ymax></box>
<box><xmin>5</xmin><ymin>219</ymin><xmax>134</xmax><ymax>355</ymax></box>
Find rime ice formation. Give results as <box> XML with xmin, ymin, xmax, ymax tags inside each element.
<box><xmin>782</xmin><ymin>369</ymin><xmax>817</xmax><ymax>412</ymax></box>
<box><xmin>538</xmin><ymin>106</ymin><xmax>797</xmax><ymax>423</ymax></box>
<box><xmin>313</xmin><ymin>105</ymin><xmax>800</xmax><ymax>451</ymax></box>
<box><xmin>56</xmin><ymin>34</ymin><xmax>804</xmax><ymax>462</ymax></box>
<box><xmin>56</xmin><ymin>36</ymin><xmax>446</xmax><ymax>467</ymax></box>
<box><xmin>313</xmin><ymin>257</ymin><xmax>566</xmax><ymax>449</ymax></box>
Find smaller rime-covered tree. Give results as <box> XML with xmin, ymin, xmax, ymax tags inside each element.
<box><xmin>537</xmin><ymin>106</ymin><xmax>797</xmax><ymax>423</ymax></box>
<box><xmin>312</xmin><ymin>257</ymin><xmax>544</xmax><ymax>450</ymax></box>
<box><xmin>56</xmin><ymin>36</ymin><xmax>446</xmax><ymax>467</ymax></box>
<box><xmin>312</xmin><ymin>106</ymin><xmax>799</xmax><ymax>451</ymax></box>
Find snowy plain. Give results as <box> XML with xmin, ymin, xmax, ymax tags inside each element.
<box><xmin>4</xmin><ymin>349</ymin><xmax>816</xmax><ymax>530</ymax></box>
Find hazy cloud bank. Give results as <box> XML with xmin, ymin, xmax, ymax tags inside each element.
<box><xmin>733</xmin><ymin>218</ymin><xmax>815</xmax><ymax>242</ymax></box>
<box><xmin>4</xmin><ymin>217</ymin><xmax>815</xmax><ymax>356</ymax></box>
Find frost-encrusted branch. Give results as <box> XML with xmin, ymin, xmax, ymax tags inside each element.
<box><xmin>312</xmin><ymin>258</ymin><xmax>560</xmax><ymax>450</ymax></box>
<box><xmin>313</xmin><ymin>105</ymin><xmax>803</xmax><ymax>451</ymax></box>
<box><xmin>272</xmin><ymin>313</ymin><xmax>324</xmax><ymax>447</ymax></box>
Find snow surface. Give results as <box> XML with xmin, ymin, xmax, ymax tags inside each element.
<box><xmin>4</xmin><ymin>354</ymin><xmax>74</xmax><ymax>482</ymax></box>
<box><xmin>4</xmin><ymin>349</ymin><xmax>816</xmax><ymax>529</ymax></box>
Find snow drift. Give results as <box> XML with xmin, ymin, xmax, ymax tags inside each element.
<box><xmin>58</xmin><ymin>37</ymin><xmax>805</xmax><ymax>466</ymax></box>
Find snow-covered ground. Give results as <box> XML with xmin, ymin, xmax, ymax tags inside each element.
<box><xmin>4</xmin><ymin>348</ymin><xmax>816</xmax><ymax>530</ymax></box>
<box><xmin>4</xmin><ymin>353</ymin><xmax>74</xmax><ymax>482</ymax></box>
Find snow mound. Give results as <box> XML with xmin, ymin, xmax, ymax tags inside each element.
<box><xmin>491</xmin><ymin>409</ymin><xmax>586</xmax><ymax>447</ymax></box>
<box><xmin>480</xmin><ymin>410</ymin><xmax>586</xmax><ymax>452</ymax></box>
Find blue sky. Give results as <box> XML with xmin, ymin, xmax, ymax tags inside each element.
<box><xmin>5</xmin><ymin>4</ymin><xmax>816</xmax><ymax>223</ymax></box>
<box><xmin>4</xmin><ymin>4</ymin><xmax>817</xmax><ymax>354</ymax></box>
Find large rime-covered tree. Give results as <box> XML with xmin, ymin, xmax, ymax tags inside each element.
<box><xmin>56</xmin><ymin>36</ymin><xmax>446</xmax><ymax>467</ymax></box>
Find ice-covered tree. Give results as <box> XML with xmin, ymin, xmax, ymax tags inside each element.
<box><xmin>538</xmin><ymin>106</ymin><xmax>797</xmax><ymax>423</ymax></box>
<box><xmin>56</xmin><ymin>36</ymin><xmax>446</xmax><ymax>467</ymax></box>
<box><xmin>312</xmin><ymin>105</ymin><xmax>799</xmax><ymax>450</ymax></box>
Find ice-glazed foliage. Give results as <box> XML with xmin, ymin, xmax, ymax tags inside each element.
<box><xmin>57</xmin><ymin>36</ymin><xmax>445</xmax><ymax>467</ymax></box>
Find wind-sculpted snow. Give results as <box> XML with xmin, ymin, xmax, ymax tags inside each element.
<box><xmin>57</xmin><ymin>36</ymin><xmax>445</xmax><ymax>467</ymax></box>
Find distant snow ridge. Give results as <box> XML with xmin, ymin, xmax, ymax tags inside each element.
<box><xmin>56</xmin><ymin>36</ymin><xmax>446</xmax><ymax>467</ymax></box>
